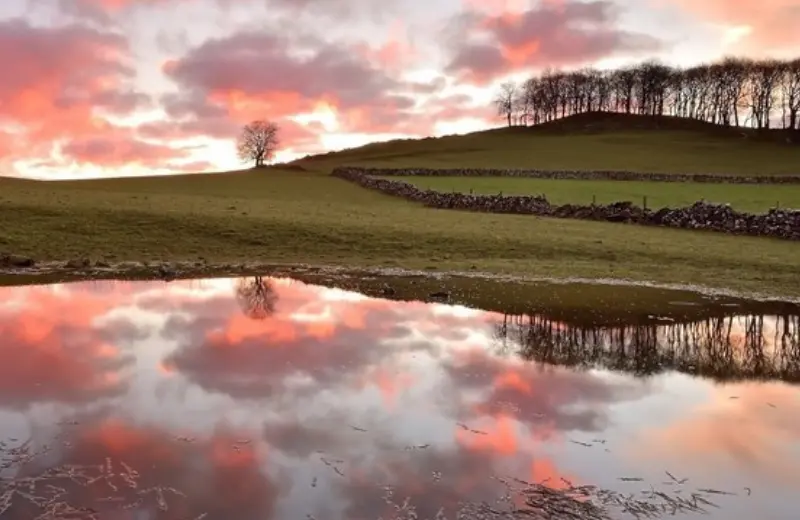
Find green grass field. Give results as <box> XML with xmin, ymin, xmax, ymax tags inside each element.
<box><xmin>386</xmin><ymin>176</ymin><xmax>800</xmax><ymax>212</ymax></box>
<box><xmin>297</xmin><ymin>116</ymin><xmax>800</xmax><ymax>175</ymax></box>
<box><xmin>2</xmin><ymin>113</ymin><xmax>799</xmax><ymax>297</ymax></box>
<box><xmin>1</xmin><ymin>168</ymin><xmax>799</xmax><ymax>297</ymax></box>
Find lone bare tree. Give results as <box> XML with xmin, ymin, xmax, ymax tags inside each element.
<box><xmin>237</xmin><ymin>120</ymin><xmax>279</xmax><ymax>167</ymax></box>
<box><xmin>235</xmin><ymin>276</ymin><xmax>278</xmax><ymax>320</ymax></box>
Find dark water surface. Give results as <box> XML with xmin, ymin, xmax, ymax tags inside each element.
<box><xmin>1</xmin><ymin>276</ymin><xmax>799</xmax><ymax>519</ymax></box>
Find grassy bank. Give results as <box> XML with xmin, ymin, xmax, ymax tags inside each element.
<box><xmin>1</xmin><ymin>169</ymin><xmax>799</xmax><ymax>297</ymax></box>
<box><xmin>297</xmin><ymin>114</ymin><xmax>800</xmax><ymax>175</ymax></box>
<box><xmin>386</xmin><ymin>176</ymin><xmax>800</xmax><ymax>212</ymax></box>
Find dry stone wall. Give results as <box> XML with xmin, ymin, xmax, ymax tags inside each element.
<box><xmin>331</xmin><ymin>166</ymin><xmax>800</xmax><ymax>240</ymax></box>
<box><xmin>347</xmin><ymin>167</ymin><xmax>800</xmax><ymax>184</ymax></box>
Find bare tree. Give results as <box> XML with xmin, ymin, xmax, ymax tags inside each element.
<box><xmin>235</xmin><ymin>276</ymin><xmax>278</xmax><ymax>320</ymax></box>
<box><xmin>780</xmin><ymin>58</ymin><xmax>800</xmax><ymax>130</ymax></box>
<box><xmin>494</xmin><ymin>81</ymin><xmax>517</xmax><ymax>127</ymax></box>
<box><xmin>492</xmin><ymin>53</ymin><xmax>800</xmax><ymax>133</ymax></box>
<box><xmin>237</xmin><ymin>120</ymin><xmax>279</xmax><ymax>167</ymax></box>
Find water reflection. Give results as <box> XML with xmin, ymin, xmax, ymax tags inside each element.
<box><xmin>495</xmin><ymin>314</ymin><xmax>800</xmax><ymax>382</ymax></box>
<box><xmin>0</xmin><ymin>276</ymin><xmax>797</xmax><ymax>519</ymax></box>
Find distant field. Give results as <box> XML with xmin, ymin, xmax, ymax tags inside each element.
<box><xmin>297</xmin><ymin>114</ymin><xmax>800</xmax><ymax>176</ymax></box>
<box><xmin>386</xmin><ymin>176</ymin><xmax>800</xmax><ymax>213</ymax></box>
<box><xmin>1</xmin><ymin>169</ymin><xmax>799</xmax><ymax>297</ymax></box>
<box><xmin>2</xmin><ymin>113</ymin><xmax>799</xmax><ymax>296</ymax></box>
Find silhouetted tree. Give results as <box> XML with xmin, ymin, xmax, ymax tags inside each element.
<box><xmin>494</xmin><ymin>81</ymin><xmax>517</xmax><ymax>127</ymax></box>
<box><xmin>235</xmin><ymin>276</ymin><xmax>278</xmax><ymax>320</ymax></box>
<box><xmin>780</xmin><ymin>58</ymin><xmax>800</xmax><ymax>130</ymax></box>
<box><xmin>491</xmin><ymin>53</ymin><xmax>800</xmax><ymax>133</ymax></box>
<box><xmin>237</xmin><ymin>120</ymin><xmax>279</xmax><ymax>167</ymax></box>
<box><xmin>491</xmin><ymin>313</ymin><xmax>800</xmax><ymax>382</ymax></box>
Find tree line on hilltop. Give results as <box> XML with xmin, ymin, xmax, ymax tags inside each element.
<box><xmin>494</xmin><ymin>56</ymin><xmax>800</xmax><ymax>131</ymax></box>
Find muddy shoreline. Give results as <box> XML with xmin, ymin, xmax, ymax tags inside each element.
<box><xmin>2</xmin><ymin>258</ymin><xmax>799</xmax><ymax>324</ymax></box>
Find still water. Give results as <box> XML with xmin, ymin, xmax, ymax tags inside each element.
<box><xmin>0</xmin><ymin>276</ymin><xmax>798</xmax><ymax>519</ymax></box>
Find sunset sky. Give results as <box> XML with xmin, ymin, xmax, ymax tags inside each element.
<box><xmin>2</xmin><ymin>0</ymin><xmax>799</xmax><ymax>178</ymax></box>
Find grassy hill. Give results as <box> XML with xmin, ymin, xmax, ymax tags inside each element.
<box><xmin>295</xmin><ymin>112</ymin><xmax>800</xmax><ymax>175</ymax></box>
<box><xmin>1</xmin><ymin>112</ymin><xmax>799</xmax><ymax>297</ymax></box>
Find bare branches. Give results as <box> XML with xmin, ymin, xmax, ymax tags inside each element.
<box><xmin>237</xmin><ymin>120</ymin><xmax>279</xmax><ymax>168</ymax></box>
<box><xmin>494</xmin><ymin>81</ymin><xmax>517</xmax><ymax>127</ymax></box>
<box><xmin>492</xmin><ymin>54</ymin><xmax>800</xmax><ymax>131</ymax></box>
<box><xmin>235</xmin><ymin>276</ymin><xmax>278</xmax><ymax>320</ymax></box>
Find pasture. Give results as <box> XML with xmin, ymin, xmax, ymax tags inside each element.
<box><xmin>1</xmin><ymin>167</ymin><xmax>799</xmax><ymax>297</ymax></box>
<box><xmin>2</xmin><ymin>113</ymin><xmax>799</xmax><ymax>296</ymax></box>
<box><xmin>386</xmin><ymin>176</ymin><xmax>800</xmax><ymax>213</ymax></box>
<box><xmin>297</xmin><ymin>113</ymin><xmax>800</xmax><ymax>176</ymax></box>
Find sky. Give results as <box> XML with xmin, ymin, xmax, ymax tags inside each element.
<box><xmin>1</xmin><ymin>0</ymin><xmax>799</xmax><ymax>179</ymax></box>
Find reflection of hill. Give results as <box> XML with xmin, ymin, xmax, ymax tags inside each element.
<box><xmin>494</xmin><ymin>314</ymin><xmax>800</xmax><ymax>383</ymax></box>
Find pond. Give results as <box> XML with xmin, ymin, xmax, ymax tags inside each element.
<box><xmin>0</xmin><ymin>275</ymin><xmax>798</xmax><ymax>519</ymax></box>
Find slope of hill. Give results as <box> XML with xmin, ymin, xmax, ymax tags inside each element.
<box><xmin>294</xmin><ymin>112</ymin><xmax>800</xmax><ymax>175</ymax></box>
<box><xmin>1</xmin><ymin>112</ymin><xmax>799</xmax><ymax>297</ymax></box>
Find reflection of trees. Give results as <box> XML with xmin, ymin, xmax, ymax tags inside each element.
<box><xmin>235</xmin><ymin>276</ymin><xmax>278</xmax><ymax>320</ymax></box>
<box><xmin>493</xmin><ymin>314</ymin><xmax>800</xmax><ymax>383</ymax></box>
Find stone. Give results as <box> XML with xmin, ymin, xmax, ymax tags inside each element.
<box><xmin>2</xmin><ymin>254</ymin><xmax>34</xmax><ymax>267</ymax></box>
<box><xmin>65</xmin><ymin>258</ymin><xmax>90</xmax><ymax>269</ymax></box>
<box><xmin>331</xmin><ymin>166</ymin><xmax>800</xmax><ymax>241</ymax></box>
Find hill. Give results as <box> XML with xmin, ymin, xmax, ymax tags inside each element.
<box><xmin>508</xmin><ymin>111</ymin><xmax>800</xmax><ymax>140</ymax></box>
<box><xmin>1</xmin><ymin>112</ymin><xmax>799</xmax><ymax>297</ymax></box>
<box><xmin>294</xmin><ymin>112</ymin><xmax>800</xmax><ymax>176</ymax></box>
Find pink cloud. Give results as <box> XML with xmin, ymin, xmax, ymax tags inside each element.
<box><xmin>667</xmin><ymin>0</ymin><xmax>800</xmax><ymax>52</ymax></box>
<box><xmin>446</xmin><ymin>0</ymin><xmax>662</xmax><ymax>83</ymax></box>
<box><xmin>60</xmin><ymin>135</ymin><xmax>191</xmax><ymax>167</ymax></box>
<box><xmin>0</xmin><ymin>19</ymin><xmax>184</xmax><ymax>172</ymax></box>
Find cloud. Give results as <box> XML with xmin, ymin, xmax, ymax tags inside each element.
<box><xmin>42</xmin><ymin>0</ymin><xmax>193</xmax><ymax>23</ymax></box>
<box><xmin>13</xmin><ymin>418</ymin><xmax>285</xmax><ymax>519</ymax></box>
<box><xmin>159</xmin><ymin>29</ymin><xmax>401</xmax><ymax>148</ymax></box>
<box><xmin>445</xmin><ymin>0</ymin><xmax>663</xmax><ymax>83</ymax></box>
<box><xmin>0</xmin><ymin>276</ymin><xmax>684</xmax><ymax>519</ymax></box>
<box><xmin>0</xmin><ymin>18</ymin><xmax>185</xmax><ymax>173</ymax></box>
<box><xmin>0</xmin><ymin>285</ymin><xmax>135</xmax><ymax>410</ymax></box>
<box><xmin>633</xmin><ymin>382</ymin><xmax>800</xmax><ymax>485</ymax></box>
<box><xmin>440</xmin><ymin>347</ymin><xmax>649</xmax><ymax>435</ymax></box>
<box><xmin>668</xmin><ymin>0</ymin><xmax>800</xmax><ymax>53</ymax></box>
<box><xmin>60</xmin><ymin>135</ymin><xmax>191</xmax><ymax>167</ymax></box>
<box><xmin>160</xmin><ymin>278</ymin><xmax>441</xmax><ymax>399</ymax></box>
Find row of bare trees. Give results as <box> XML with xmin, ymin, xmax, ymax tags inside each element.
<box><xmin>492</xmin><ymin>313</ymin><xmax>800</xmax><ymax>382</ymax></box>
<box><xmin>495</xmin><ymin>56</ymin><xmax>800</xmax><ymax>130</ymax></box>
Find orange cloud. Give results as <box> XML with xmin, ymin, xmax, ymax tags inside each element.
<box><xmin>457</xmin><ymin>414</ymin><xmax>519</xmax><ymax>455</ymax></box>
<box><xmin>0</xmin><ymin>20</ymin><xmax>188</xmax><ymax>174</ymax></box>
<box><xmin>632</xmin><ymin>382</ymin><xmax>800</xmax><ymax>485</ymax></box>
<box><xmin>668</xmin><ymin>0</ymin><xmax>800</xmax><ymax>52</ymax></box>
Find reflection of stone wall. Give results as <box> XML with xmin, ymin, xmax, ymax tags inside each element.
<box><xmin>338</xmin><ymin>166</ymin><xmax>800</xmax><ymax>184</ymax></box>
<box><xmin>332</xmin><ymin>167</ymin><xmax>800</xmax><ymax>240</ymax></box>
<box><xmin>493</xmin><ymin>314</ymin><xmax>800</xmax><ymax>383</ymax></box>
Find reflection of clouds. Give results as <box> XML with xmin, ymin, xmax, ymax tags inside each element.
<box><xmin>0</xmin><ymin>286</ymin><xmax>135</xmax><ymax>410</ymax></box>
<box><xmin>11</xmin><ymin>417</ymin><xmax>285</xmax><ymax>520</ymax></box>
<box><xmin>441</xmin><ymin>348</ymin><xmax>648</xmax><ymax>435</ymax></box>
<box><xmin>162</xmin><ymin>279</ymin><xmax>494</xmax><ymax>401</ymax></box>
<box><xmin>2</xmin><ymin>275</ymin><xmax>796</xmax><ymax>519</ymax></box>
<box><xmin>634</xmin><ymin>382</ymin><xmax>800</xmax><ymax>485</ymax></box>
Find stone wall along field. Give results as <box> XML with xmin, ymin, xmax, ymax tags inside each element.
<box><xmin>347</xmin><ymin>167</ymin><xmax>800</xmax><ymax>184</ymax></box>
<box><xmin>331</xmin><ymin>167</ymin><xmax>800</xmax><ymax>240</ymax></box>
